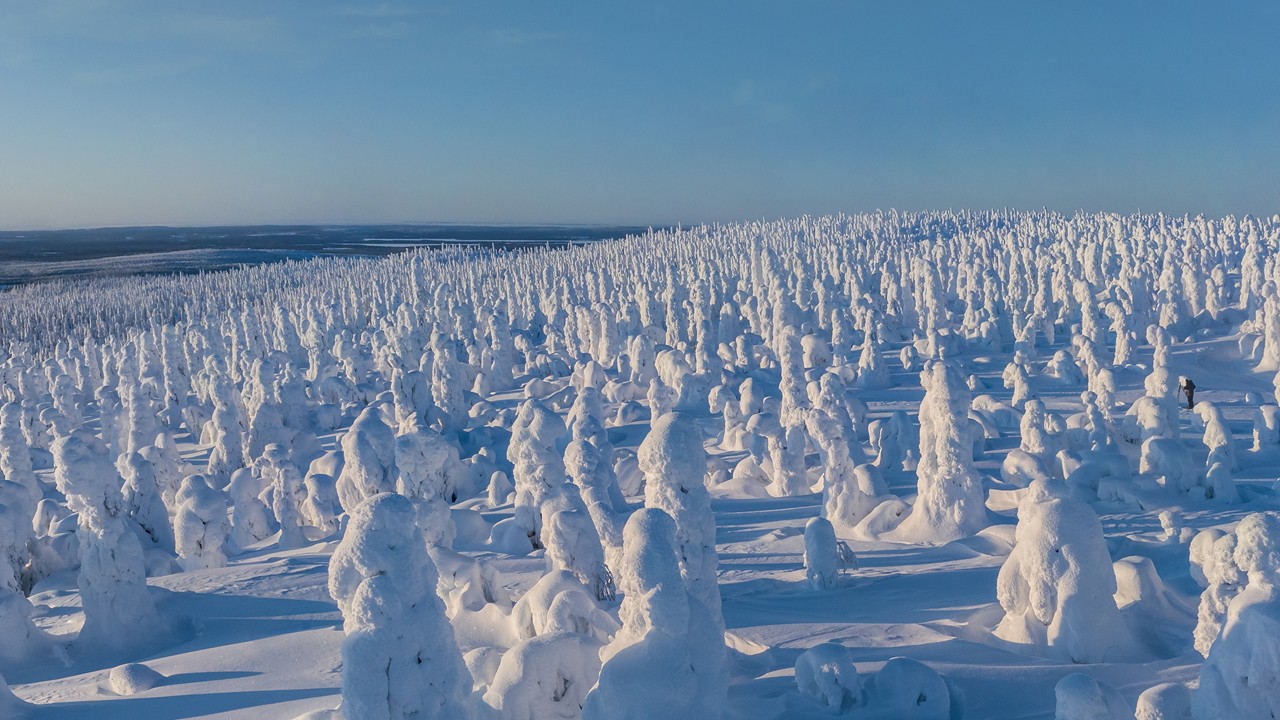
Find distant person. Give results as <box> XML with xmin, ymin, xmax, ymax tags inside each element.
<box><xmin>1180</xmin><ymin>376</ymin><xmax>1196</xmax><ymax>410</ymax></box>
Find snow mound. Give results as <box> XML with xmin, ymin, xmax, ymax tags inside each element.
<box><xmin>795</xmin><ymin>642</ymin><xmax>861</xmax><ymax>712</ymax></box>
<box><xmin>109</xmin><ymin>662</ymin><xmax>165</xmax><ymax>695</ymax></box>
<box><xmin>1054</xmin><ymin>672</ymin><xmax>1129</xmax><ymax>720</ymax></box>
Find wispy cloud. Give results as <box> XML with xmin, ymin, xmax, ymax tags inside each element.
<box><xmin>0</xmin><ymin>48</ymin><xmax>28</xmax><ymax>69</ymax></box>
<box><xmin>336</xmin><ymin>3</ymin><xmax>444</xmax><ymax>19</ymax></box>
<box><xmin>74</xmin><ymin>57</ymin><xmax>209</xmax><ymax>85</ymax></box>
<box><xmin>489</xmin><ymin>28</ymin><xmax>562</xmax><ymax>45</ymax></box>
<box><xmin>347</xmin><ymin>21</ymin><xmax>416</xmax><ymax>39</ymax></box>
<box><xmin>732</xmin><ymin>78</ymin><xmax>796</xmax><ymax>124</ymax></box>
<box><xmin>162</xmin><ymin>13</ymin><xmax>283</xmax><ymax>50</ymax></box>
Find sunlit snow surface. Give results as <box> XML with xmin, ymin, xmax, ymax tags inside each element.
<box><xmin>3</xmin><ymin>212</ymin><xmax>1278</xmax><ymax>718</ymax></box>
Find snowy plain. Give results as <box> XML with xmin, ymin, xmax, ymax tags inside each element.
<box><xmin>1</xmin><ymin>210</ymin><xmax>1278</xmax><ymax>719</ymax></box>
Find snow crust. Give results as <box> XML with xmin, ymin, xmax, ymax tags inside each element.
<box><xmin>3</xmin><ymin>211</ymin><xmax>1280</xmax><ymax>718</ymax></box>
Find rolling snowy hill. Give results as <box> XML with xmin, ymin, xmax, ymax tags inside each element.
<box><xmin>3</xmin><ymin>210</ymin><xmax>1280</xmax><ymax>719</ymax></box>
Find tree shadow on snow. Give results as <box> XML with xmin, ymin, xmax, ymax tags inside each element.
<box><xmin>722</xmin><ymin>564</ymin><xmax>1001</xmax><ymax>627</ymax></box>
<box><xmin>29</xmin><ymin>687</ymin><xmax>336</xmax><ymax>720</ymax></box>
<box><xmin>163</xmin><ymin>670</ymin><xmax>260</xmax><ymax>684</ymax></box>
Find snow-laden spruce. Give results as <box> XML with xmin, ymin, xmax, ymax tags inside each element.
<box><xmin>505</xmin><ymin>399</ymin><xmax>573</xmax><ymax>549</ymax></box>
<box><xmin>1054</xmin><ymin>673</ymin><xmax>1129</xmax><ymax>720</ymax></box>
<box><xmin>394</xmin><ymin>425</ymin><xmax>463</xmax><ymax>549</ymax></box>
<box><xmin>888</xmin><ymin>361</ymin><xmax>988</xmax><ymax>543</ymax></box>
<box><xmin>336</xmin><ymin>404</ymin><xmax>398</xmax><ymax>513</ymax></box>
<box><xmin>120</xmin><ymin>450</ymin><xmax>174</xmax><ymax>553</ymax></box>
<box><xmin>259</xmin><ymin>443</ymin><xmax>309</xmax><ymax>549</ymax></box>
<box><xmin>4</xmin><ymin>210</ymin><xmax>1280</xmax><ymax>716</ymax></box>
<box><xmin>994</xmin><ymin>479</ymin><xmax>1137</xmax><ymax>662</ymax></box>
<box><xmin>329</xmin><ymin>492</ymin><xmax>470</xmax><ymax>720</ymax></box>
<box><xmin>582</xmin><ymin>508</ymin><xmax>726</xmax><ymax>720</ymax></box>
<box><xmin>794</xmin><ymin>644</ymin><xmax>958</xmax><ymax>719</ymax></box>
<box><xmin>803</xmin><ymin>516</ymin><xmax>855</xmax><ymax>590</ymax></box>
<box><xmin>0</xmin><ymin>475</ymin><xmax>49</xmax><ymax>669</ymax></box>
<box><xmin>1194</xmin><ymin>512</ymin><xmax>1280</xmax><ymax>718</ymax></box>
<box><xmin>0</xmin><ymin>402</ymin><xmax>40</xmax><ymax>508</ymax></box>
<box><xmin>52</xmin><ymin>429</ymin><xmax>165</xmax><ymax>653</ymax></box>
<box><xmin>1193</xmin><ymin>530</ymin><xmax>1242</xmax><ymax>658</ymax></box>
<box><xmin>638</xmin><ymin>411</ymin><xmax>723</xmax><ymax>628</ymax></box>
<box><xmin>227</xmin><ymin>467</ymin><xmax>273</xmax><ymax>550</ymax></box>
<box><xmin>174</xmin><ymin>474</ymin><xmax>231</xmax><ymax>571</ymax></box>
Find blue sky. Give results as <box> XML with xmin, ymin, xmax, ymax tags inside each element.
<box><xmin>1</xmin><ymin>1</ymin><xmax>1277</xmax><ymax>229</ymax></box>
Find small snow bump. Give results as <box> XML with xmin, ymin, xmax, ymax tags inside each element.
<box><xmin>109</xmin><ymin>662</ymin><xmax>165</xmax><ymax>695</ymax></box>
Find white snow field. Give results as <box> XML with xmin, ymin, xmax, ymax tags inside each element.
<box><xmin>3</xmin><ymin>210</ymin><xmax>1280</xmax><ymax>719</ymax></box>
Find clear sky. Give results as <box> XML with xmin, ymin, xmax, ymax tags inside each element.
<box><xmin>1</xmin><ymin>1</ymin><xmax>1277</xmax><ymax>229</ymax></box>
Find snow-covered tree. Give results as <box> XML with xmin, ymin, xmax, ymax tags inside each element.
<box><xmin>889</xmin><ymin>362</ymin><xmax>988</xmax><ymax>543</ymax></box>
<box><xmin>1193</xmin><ymin>532</ymin><xmax>1242</xmax><ymax>658</ymax></box>
<box><xmin>394</xmin><ymin>426</ymin><xmax>465</xmax><ymax>549</ymax></box>
<box><xmin>336</xmin><ymin>404</ymin><xmax>398</xmax><ymax>513</ymax></box>
<box><xmin>1195</xmin><ymin>402</ymin><xmax>1237</xmax><ymax>471</ymax></box>
<box><xmin>1055</xmin><ymin>673</ymin><xmax>1129</xmax><ymax>720</ymax></box>
<box><xmin>0</xmin><ymin>402</ymin><xmax>39</xmax><ymax>507</ymax></box>
<box><xmin>142</xmin><ymin>431</ymin><xmax>189</xmax><ymax>510</ymax></box>
<box><xmin>639</xmin><ymin>412</ymin><xmax>721</xmax><ymax>627</ymax></box>
<box><xmin>543</xmin><ymin>506</ymin><xmax>615</xmax><ymax>602</ymax></box>
<box><xmin>564</xmin><ymin>439</ymin><xmax>623</xmax><ymax>566</ymax></box>
<box><xmin>205</xmin><ymin>387</ymin><xmax>246</xmax><ymax>484</ymax></box>
<box><xmin>803</xmin><ymin>516</ymin><xmax>855</xmax><ymax>590</ymax></box>
<box><xmin>994</xmin><ymin>479</ymin><xmax>1135</xmax><ymax>663</ymax></box>
<box><xmin>582</xmin><ymin>508</ymin><xmax>726</xmax><ymax>720</ymax></box>
<box><xmin>120</xmin><ymin>451</ymin><xmax>174</xmax><ymax>552</ymax></box>
<box><xmin>329</xmin><ymin>493</ymin><xmax>470</xmax><ymax>720</ymax></box>
<box><xmin>301</xmin><ymin>470</ymin><xmax>340</xmax><ymax>538</ymax></box>
<box><xmin>0</xmin><ymin>477</ymin><xmax>47</xmax><ymax>667</ymax></box>
<box><xmin>227</xmin><ymin>468</ymin><xmax>272</xmax><ymax>550</ymax></box>
<box><xmin>507</xmin><ymin>399</ymin><xmax>568</xmax><ymax>549</ymax></box>
<box><xmin>1194</xmin><ymin>512</ymin><xmax>1280</xmax><ymax>718</ymax></box>
<box><xmin>52</xmin><ymin>429</ymin><xmax>164</xmax><ymax>652</ymax></box>
<box><xmin>259</xmin><ymin>443</ymin><xmax>307</xmax><ymax>549</ymax></box>
<box><xmin>174</xmin><ymin>474</ymin><xmax>231</xmax><ymax>571</ymax></box>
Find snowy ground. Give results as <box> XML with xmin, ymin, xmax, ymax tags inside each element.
<box><xmin>4</xmin><ymin>212</ymin><xmax>1278</xmax><ymax>719</ymax></box>
<box><xmin>8</xmin><ymin>326</ymin><xmax>1273</xmax><ymax>719</ymax></box>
